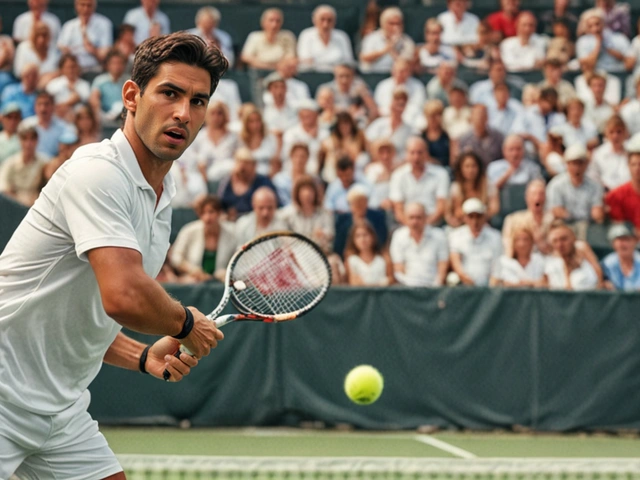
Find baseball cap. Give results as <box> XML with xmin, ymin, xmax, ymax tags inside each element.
<box><xmin>625</xmin><ymin>133</ymin><xmax>640</xmax><ymax>153</ymax></box>
<box><xmin>263</xmin><ymin>72</ymin><xmax>285</xmax><ymax>89</ymax></box>
<box><xmin>17</xmin><ymin>120</ymin><xmax>37</xmax><ymax>136</ymax></box>
<box><xmin>607</xmin><ymin>223</ymin><xmax>634</xmax><ymax>243</ymax></box>
<box><xmin>1</xmin><ymin>102</ymin><xmax>21</xmax><ymax>116</ymax></box>
<box><xmin>564</xmin><ymin>144</ymin><xmax>588</xmax><ymax>162</ymax></box>
<box><xmin>462</xmin><ymin>197</ymin><xmax>486</xmax><ymax>215</ymax></box>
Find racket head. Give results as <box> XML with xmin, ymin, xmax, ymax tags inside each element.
<box><xmin>226</xmin><ymin>231</ymin><xmax>331</xmax><ymax>321</ymax></box>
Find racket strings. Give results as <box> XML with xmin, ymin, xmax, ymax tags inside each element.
<box><xmin>230</xmin><ymin>236</ymin><xmax>330</xmax><ymax>316</ymax></box>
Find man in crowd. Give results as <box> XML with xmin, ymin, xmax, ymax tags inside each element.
<box><xmin>90</xmin><ymin>49</ymin><xmax>128</xmax><ymax>123</ymax></box>
<box><xmin>576</xmin><ymin>8</ymin><xmax>633</xmax><ymax>73</ymax></box>
<box><xmin>438</xmin><ymin>0</ymin><xmax>480</xmax><ymax>48</ymax></box>
<box><xmin>457</xmin><ymin>104</ymin><xmax>504</xmax><ymax>166</ymax></box>
<box><xmin>0</xmin><ymin>102</ymin><xmax>22</xmax><ymax>164</ymax></box>
<box><xmin>12</xmin><ymin>0</ymin><xmax>61</xmax><ymax>43</ymax></box>
<box><xmin>235</xmin><ymin>187</ymin><xmax>287</xmax><ymax>246</ymax></box>
<box><xmin>281</xmin><ymin>99</ymin><xmax>327</xmax><ymax>175</ymax></box>
<box><xmin>0</xmin><ymin>63</ymin><xmax>39</xmax><ymax>119</ymax></box>
<box><xmin>359</xmin><ymin>7</ymin><xmax>415</xmax><ymax>73</ymax></box>
<box><xmin>374</xmin><ymin>58</ymin><xmax>425</xmax><ymax>125</ymax></box>
<box><xmin>487</xmin><ymin>134</ymin><xmax>542</xmax><ymax>189</ymax></box>
<box><xmin>602</xmin><ymin>224</ymin><xmax>640</xmax><ymax>291</ymax></box>
<box><xmin>499</xmin><ymin>11</ymin><xmax>545</xmax><ymax>72</ymax></box>
<box><xmin>123</xmin><ymin>0</ymin><xmax>171</xmax><ymax>45</ymax></box>
<box><xmin>24</xmin><ymin>91</ymin><xmax>72</xmax><ymax>158</ymax></box>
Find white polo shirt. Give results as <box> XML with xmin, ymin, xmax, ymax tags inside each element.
<box><xmin>492</xmin><ymin>253</ymin><xmax>546</xmax><ymax>284</ymax></box>
<box><xmin>449</xmin><ymin>224</ymin><xmax>503</xmax><ymax>286</ymax></box>
<box><xmin>297</xmin><ymin>27</ymin><xmax>354</xmax><ymax>72</ymax></box>
<box><xmin>544</xmin><ymin>256</ymin><xmax>599</xmax><ymax>290</ymax></box>
<box><xmin>12</xmin><ymin>10</ymin><xmax>61</xmax><ymax>43</ymax></box>
<box><xmin>499</xmin><ymin>35</ymin><xmax>546</xmax><ymax>72</ymax></box>
<box><xmin>588</xmin><ymin>141</ymin><xmax>630</xmax><ymax>190</ymax></box>
<box><xmin>437</xmin><ymin>11</ymin><xmax>480</xmax><ymax>46</ymax></box>
<box><xmin>0</xmin><ymin>129</ymin><xmax>175</xmax><ymax>414</ymax></box>
<box><xmin>123</xmin><ymin>6</ymin><xmax>171</xmax><ymax>45</ymax></box>
<box><xmin>57</xmin><ymin>13</ymin><xmax>114</xmax><ymax>70</ymax></box>
<box><xmin>389</xmin><ymin>225</ymin><xmax>449</xmax><ymax>286</ymax></box>
<box><xmin>389</xmin><ymin>163</ymin><xmax>450</xmax><ymax>213</ymax></box>
<box><xmin>374</xmin><ymin>76</ymin><xmax>426</xmax><ymax>126</ymax></box>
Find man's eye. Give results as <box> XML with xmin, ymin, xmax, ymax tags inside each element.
<box><xmin>192</xmin><ymin>99</ymin><xmax>205</xmax><ymax>107</ymax></box>
<box><xmin>163</xmin><ymin>90</ymin><xmax>176</xmax><ymax>98</ymax></box>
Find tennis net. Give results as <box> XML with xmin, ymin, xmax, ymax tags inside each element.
<box><xmin>118</xmin><ymin>456</ymin><xmax>640</xmax><ymax>480</ymax></box>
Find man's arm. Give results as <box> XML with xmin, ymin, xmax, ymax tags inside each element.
<box><xmin>450</xmin><ymin>252</ymin><xmax>474</xmax><ymax>285</ymax></box>
<box><xmin>427</xmin><ymin>198</ymin><xmax>446</xmax><ymax>225</ymax></box>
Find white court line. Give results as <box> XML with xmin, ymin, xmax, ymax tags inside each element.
<box><xmin>414</xmin><ymin>435</ymin><xmax>477</xmax><ymax>459</ymax></box>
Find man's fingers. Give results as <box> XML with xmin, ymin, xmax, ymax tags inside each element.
<box><xmin>178</xmin><ymin>352</ymin><xmax>198</xmax><ymax>368</ymax></box>
<box><xmin>213</xmin><ymin>328</ymin><xmax>224</xmax><ymax>340</ymax></box>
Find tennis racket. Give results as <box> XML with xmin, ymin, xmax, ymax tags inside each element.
<box><xmin>163</xmin><ymin>231</ymin><xmax>332</xmax><ymax>380</ymax></box>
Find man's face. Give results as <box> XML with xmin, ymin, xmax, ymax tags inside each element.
<box><xmin>130</xmin><ymin>62</ymin><xmax>210</xmax><ymax>162</ymax></box>
<box><xmin>406</xmin><ymin>205</ymin><xmax>426</xmax><ymax>232</ymax></box>
<box><xmin>613</xmin><ymin>236</ymin><xmax>637</xmax><ymax>257</ymax></box>
<box><xmin>545</xmin><ymin>64</ymin><xmax>562</xmax><ymax>84</ymax></box>
<box><xmin>61</xmin><ymin>58</ymin><xmax>79</xmax><ymax>79</ymax></box>
<box><xmin>269</xmin><ymin>81</ymin><xmax>286</xmax><ymax>104</ymax></box>
<box><xmin>1</xmin><ymin>112</ymin><xmax>21</xmax><ymax>134</ymax></box>
<box><xmin>406</xmin><ymin>140</ymin><xmax>427</xmax><ymax>169</ymax></box>
<box><xmin>390</xmin><ymin>95</ymin><xmax>407</xmax><ymax>115</ymax></box>
<box><xmin>75</xmin><ymin>0</ymin><xmax>95</xmax><ymax>20</ymax></box>
<box><xmin>489</xmin><ymin>63</ymin><xmax>506</xmax><ymax>84</ymax></box>
<box><xmin>549</xmin><ymin>227</ymin><xmax>574</xmax><ymax>256</ymax></box>
<box><xmin>381</xmin><ymin>14</ymin><xmax>403</xmax><ymax>36</ymax></box>
<box><xmin>22</xmin><ymin>67</ymin><xmax>39</xmax><ymax>91</ymax></box>
<box><xmin>449</xmin><ymin>0</ymin><xmax>467</xmax><ymax>17</ymax></box>
<box><xmin>471</xmin><ymin>106</ymin><xmax>488</xmax><ymax>130</ymax></box>
<box><xmin>392</xmin><ymin>62</ymin><xmax>411</xmax><ymax>84</ymax></box>
<box><xmin>628</xmin><ymin>154</ymin><xmax>640</xmax><ymax>181</ymax></box>
<box><xmin>19</xmin><ymin>132</ymin><xmax>38</xmax><ymax>158</ymax></box>
<box><xmin>253</xmin><ymin>194</ymin><xmax>276</xmax><ymax>225</ymax></box>
<box><xmin>28</xmin><ymin>0</ymin><xmax>48</xmax><ymax>11</ymax></box>
<box><xmin>262</xmin><ymin>11</ymin><xmax>282</xmax><ymax>34</ymax></box>
<box><xmin>465</xmin><ymin>212</ymin><xmax>485</xmax><ymax>234</ymax></box>
<box><xmin>586</xmin><ymin>17</ymin><xmax>604</xmax><ymax>36</ymax></box>
<box><xmin>290</xmin><ymin>148</ymin><xmax>309</xmax><ymax>173</ymax></box>
<box><xmin>336</xmin><ymin>166</ymin><xmax>354</xmax><ymax>187</ymax></box>
<box><xmin>590</xmin><ymin>78</ymin><xmax>606</xmax><ymax>98</ymax></box>
<box><xmin>35</xmin><ymin>96</ymin><xmax>54</xmax><ymax>121</ymax></box>
<box><xmin>314</xmin><ymin>10</ymin><xmax>335</xmax><ymax>32</ymax></box>
<box><xmin>504</xmin><ymin>138</ymin><xmax>523</xmax><ymax>164</ymax></box>
<box><xmin>141</xmin><ymin>0</ymin><xmax>159</xmax><ymax>12</ymax></box>
<box><xmin>526</xmin><ymin>184</ymin><xmax>545</xmax><ymax>211</ymax></box>
<box><xmin>298</xmin><ymin>109</ymin><xmax>317</xmax><ymax>130</ymax></box>
<box><xmin>517</xmin><ymin>14</ymin><xmax>536</xmax><ymax>37</ymax></box>
<box><xmin>107</xmin><ymin>55</ymin><xmax>126</xmax><ymax>79</ymax></box>
<box><xmin>566</xmin><ymin>159</ymin><xmax>588</xmax><ymax>179</ymax></box>
<box><xmin>334</xmin><ymin>66</ymin><xmax>354</xmax><ymax>91</ymax></box>
<box><xmin>606</xmin><ymin>125</ymin><xmax>626</xmax><ymax>146</ymax></box>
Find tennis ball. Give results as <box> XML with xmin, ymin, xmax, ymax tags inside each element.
<box><xmin>344</xmin><ymin>365</ymin><xmax>384</xmax><ymax>405</ymax></box>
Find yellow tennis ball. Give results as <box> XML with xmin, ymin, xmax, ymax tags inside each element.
<box><xmin>344</xmin><ymin>365</ymin><xmax>384</xmax><ymax>405</ymax></box>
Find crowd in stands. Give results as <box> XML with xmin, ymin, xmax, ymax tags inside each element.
<box><xmin>2</xmin><ymin>0</ymin><xmax>640</xmax><ymax>292</ymax></box>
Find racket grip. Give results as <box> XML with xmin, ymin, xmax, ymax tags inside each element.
<box><xmin>162</xmin><ymin>345</ymin><xmax>193</xmax><ymax>381</ymax></box>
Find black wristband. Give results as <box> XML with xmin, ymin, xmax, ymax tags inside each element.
<box><xmin>173</xmin><ymin>306</ymin><xmax>194</xmax><ymax>340</ymax></box>
<box><xmin>139</xmin><ymin>345</ymin><xmax>151</xmax><ymax>374</ymax></box>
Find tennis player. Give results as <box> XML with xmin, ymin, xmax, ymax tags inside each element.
<box><xmin>0</xmin><ymin>33</ymin><xmax>228</xmax><ymax>479</ymax></box>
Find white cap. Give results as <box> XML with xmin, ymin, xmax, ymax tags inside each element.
<box><xmin>564</xmin><ymin>144</ymin><xmax>588</xmax><ymax>162</ymax></box>
<box><xmin>462</xmin><ymin>197</ymin><xmax>486</xmax><ymax>215</ymax></box>
<box><xmin>607</xmin><ymin>223</ymin><xmax>634</xmax><ymax>243</ymax></box>
<box><xmin>625</xmin><ymin>133</ymin><xmax>640</xmax><ymax>153</ymax></box>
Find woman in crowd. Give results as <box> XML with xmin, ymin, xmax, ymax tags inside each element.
<box><xmin>490</xmin><ymin>227</ymin><xmax>545</xmax><ymax>287</ymax></box>
<box><xmin>318</xmin><ymin>111</ymin><xmax>367</xmax><ymax>183</ymax></box>
<box><xmin>420</xmin><ymin>99</ymin><xmax>450</xmax><ymax>168</ymax></box>
<box><xmin>46</xmin><ymin>53</ymin><xmax>90</xmax><ymax>122</ymax></box>
<box><xmin>238</xmin><ymin>105</ymin><xmax>279</xmax><ymax>177</ymax></box>
<box><xmin>446</xmin><ymin>152</ymin><xmax>499</xmax><ymax>227</ymax></box>
<box><xmin>13</xmin><ymin>21</ymin><xmax>59</xmax><ymax>84</ymax></box>
<box><xmin>74</xmin><ymin>103</ymin><xmax>100</xmax><ymax>146</ymax></box>
<box><xmin>459</xmin><ymin>20</ymin><xmax>498</xmax><ymax>71</ymax></box>
<box><xmin>170</xmin><ymin>194</ymin><xmax>236</xmax><ymax>283</ymax></box>
<box><xmin>364</xmin><ymin>138</ymin><xmax>395</xmax><ymax>211</ymax></box>
<box><xmin>344</xmin><ymin>220</ymin><xmax>394</xmax><ymax>286</ymax></box>
<box><xmin>442</xmin><ymin>85</ymin><xmax>472</xmax><ymax>141</ymax></box>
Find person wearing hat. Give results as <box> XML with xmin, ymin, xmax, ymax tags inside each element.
<box><xmin>0</xmin><ymin>120</ymin><xmax>48</xmax><ymax>206</ymax></box>
<box><xmin>601</xmin><ymin>223</ymin><xmax>640</xmax><ymax>291</ymax></box>
<box><xmin>546</xmin><ymin>143</ymin><xmax>605</xmax><ymax>240</ymax></box>
<box><xmin>281</xmin><ymin>98</ymin><xmax>328</xmax><ymax>176</ymax></box>
<box><xmin>41</xmin><ymin>130</ymin><xmax>79</xmax><ymax>185</ymax></box>
<box><xmin>262</xmin><ymin>71</ymin><xmax>297</xmax><ymax>138</ymax></box>
<box><xmin>0</xmin><ymin>102</ymin><xmax>22</xmax><ymax>164</ymax></box>
<box><xmin>605</xmin><ymin>135</ymin><xmax>640</xmax><ymax>232</ymax></box>
<box><xmin>425</xmin><ymin>61</ymin><xmax>468</xmax><ymax>107</ymax></box>
<box><xmin>449</xmin><ymin>197</ymin><xmax>503</xmax><ymax>286</ymax></box>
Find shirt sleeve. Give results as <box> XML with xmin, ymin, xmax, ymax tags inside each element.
<box><xmin>388</xmin><ymin>170</ymin><xmax>404</xmax><ymax>202</ymax></box>
<box><xmin>297</xmin><ymin>30</ymin><xmax>311</xmax><ymax>61</ymax></box>
<box><xmin>576</xmin><ymin>37</ymin><xmax>591</xmax><ymax>59</ymax></box>
<box><xmin>436</xmin><ymin>230</ymin><xmax>449</xmax><ymax>262</ymax></box>
<box><xmin>389</xmin><ymin>231</ymin><xmax>405</xmax><ymax>264</ymax></box>
<box><xmin>436</xmin><ymin>169</ymin><xmax>451</xmax><ymax>199</ymax></box>
<box><xmin>56</xmin><ymin>159</ymin><xmax>141</xmax><ymax>261</ymax></box>
<box><xmin>241</xmin><ymin>32</ymin><xmax>258</xmax><ymax>58</ymax></box>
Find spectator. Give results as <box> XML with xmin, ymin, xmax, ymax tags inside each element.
<box><xmin>554</xmin><ymin>98</ymin><xmax>598</xmax><ymax>149</ymax></box>
<box><xmin>1</xmin><ymin>63</ymin><xmax>38</xmax><ymax>119</ymax></box>
<box><xmin>262</xmin><ymin>72</ymin><xmax>297</xmax><ymax>140</ymax></box>
<box><xmin>235</xmin><ymin>187</ymin><xmax>287</xmax><ymax>246</ymax></box>
<box><xmin>280</xmin><ymin>174</ymin><xmax>334</xmax><ymax>256</ymax></box>
<box><xmin>543</xmin><ymin>221</ymin><xmax>600</xmax><ymax>290</ymax></box>
<box><xmin>450</xmin><ymin>197</ymin><xmax>503</xmax><ymax>286</ymax></box>
<box><xmin>0</xmin><ymin>103</ymin><xmax>22</xmax><ymax>164</ymax></box>
<box><xmin>170</xmin><ymin>155</ymin><xmax>208</xmax><ymax>210</ymax></box>
<box><xmin>298</xmin><ymin>5</ymin><xmax>354</xmax><ymax>73</ymax></box>
<box><xmin>620</xmin><ymin>77</ymin><xmax>640</xmax><ymax>136</ymax></box>
<box><xmin>274</xmin><ymin>143</ymin><xmax>320</xmax><ymax>206</ymax></box>
<box><xmin>500</xmin><ymin>12</ymin><xmax>546</xmax><ymax>72</ymax></box>
<box><xmin>12</xmin><ymin>0</ymin><xmax>61</xmax><ymax>44</ymax></box>
<box><xmin>41</xmin><ymin>130</ymin><xmax>78</xmax><ymax>185</ymax></box>
<box><xmin>512</xmin><ymin>87</ymin><xmax>566</xmax><ymax>149</ymax></box>
<box><xmin>345</xmin><ymin>220</ymin><xmax>394</xmax><ymax>286</ymax></box>
<box><xmin>188</xmin><ymin>7</ymin><xmax>234</xmax><ymax>68</ymax></box>
<box><xmin>420</xmin><ymin>100</ymin><xmax>450</xmax><ymax>168</ymax></box>
<box><xmin>316</xmin><ymin>86</ymin><xmax>337</xmax><ymax>129</ymax></box>
<box><xmin>58</xmin><ymin>0</ymin><xmax>113</xmax><ymax>72</ymax></box>
<box><xmin>487</xmin><ymin>0</ymin><xmax>521</xmax><ymax>43</ymax></box>
<box><xmin>282</xmin><ymin>99</ymin><xmax>327</xmax><ymax>177</ymax></box>
<box><xmin>389</xmin><ymin>136</ymin><xmax>449</xmax><ymax>225</ymax></box>
<box><xmin>537</xmin><ymin>57</ymin><xmax>577</xmax><ymax>108</ymax></box>
<box><xmin>487</xmin><ymin>134</ymin><xmax>543</xmax><ymax>189</ymax></box>
<box><xmin>583</xmin><ymin>72</ymin><xmax>616</xmax><ymax>134</ymax></box>
<box><xmin>74</xmin><ymin>103</ymin><xmax>99</xmax><ymax>146</ymax></box>
<box><xmin>241</xmin><ymin>8</ymin><xmax>296</xmax><ymax>71</ymax></box>
<box><xmin>319</xmin><ymin>111</ymin><xmax>367</xmax><ymax>183</ymax></box>
<box><xmin>321</xmin><ymin>63</ymin><xmax>377</xmax><ymax>119</ymax></box>
<box><xmin>539</xmin><ymin>0</ymin><xmax>578</xmax><ymax>38</ymax></box>
<box><xmin>589</xmin><ymin>115</ymin><xmax>630</xmax><ymax>191</ymax></box>
<box><xmin>576</xmin><ymin>8</ymin><xmax>632</xmax><ymax>74</ymax></box>
<box><xmin>324</xmin><ymin>157</ymin><xmax>367</xmax><ymax>214</ymax></box>
<box><xmin>425</xmin><ymin>61</ymin><xmax>467</xmax><ymax>107</ymax></box>
<box><xmin>487</xmin><ymin>81</ymin><xmax>524</xmax><ymax>136</ymax></box>
<box><xmin>170</xmin><ymin>195</ymin><xmax>236</xmax><ymax>283</ymax></box>
<box><xmin>490</xmin><ymin>227</ymin><xmax>546</xmax><ymax>287</ymax></box>
<box><xmin>547</xmin><ymin>144</ymin><xmax>605</xmax><ymax>239</ymax></box>
<box><xmin>0</xmin><ymin>17</ymin><xmax>15</xmax><ymax>96</ymax></box>
<box><xmin>364</xmin><ymin>138</ymin><xmax>395</xmax><ymax>210</ymax></box>
<box><xmin>389</xmin><ymin>202</ymin><xmax>448</xmax><ymax>286</ymax></box>
<box><xmin>447</xmin><ymin>151</ymin><xmax>499</xmax><ymax>228</ymax></box>
<box><xmin>13</xmin><ymin>21</ymin><xmax>58</xmax><ymax>82</ymax></box>
<box><xmin>24</xmin><ymin>90</ymin><xmax>71</xmax><ymax>158</ymax></box>
<box><xmin>502</xmin><ymin>179</ymin><xmax>555</xmax><ymax>256</ymax></box>
<box><xmin>469</xmin><ymin>60</ymin><xmax>510</xmax><ymax>106</ymax></box>
<box><xmin>596</xmin><ymin>0</ymin><xmax>631</xmax><ymax>37</ymax></box>
<box><xmin>602</xmin><ymin>223</ymin><xmax>640</xmax><ymax>290</ymax></box>
<box><xmin>457</xmin><ymin>104</ymin><xmax>505</xmax><ymax>167</ymax></box>
<box><xmin>442</xmin><ymin>85</ymin><xmax>472</xmax><ymax>140</ymax></box>
<box><xmin>415</xmin><ymin>18</ymin><xmax>457</xmax><ymax>73</ymax></box>
<box><xmin>123</xmin><ymin>0</ymin><xmax>170</xmax><ymax>45</ymax></box>
<box><xmin>218</xmin><ymin>147</ymin><xmax>278</xmax><ymax>221</ymax></box>
<box><xmin>459</xmin><ymin>19</ymin><xmax>499</xmax><ymax>71</ymax></box>
<box><xmin>359</xmin><ymin>7</ymin><xmax>415</xmax><ymax>73</ymax></box>
<box><xmin>0</xmin><ymin>121</ymin><xmax>47</xmax><ymax>206</ymax></box>
<box><xmin>539</xmin><ymin>127</ymin><xmax>567</xmax><ymax>177</ymax></box>
<box><xmin>374</xmin><ymin>58</ymin><xmax>425</xmax><ymax>126</ymax></box>
<box><xmin>438</xmin><ymin>0</ymin><xmax>480</xmax><ymax>48</ymax></box>
<box><xmin>209</xmin><ymin>78</ymin><xmax>242</xmax><ymax>125</ymax></box>
<box><xmin>605</xmin><ymin>136</ymin><xmax>640</xmax><ymax>232</ymax></box>
<box><xmin>239</xmin><ymin>105</ymin><xmax>279</xmax><ymax>177</ymax></box>
<box><xmin>263</xmin><ymin>58</ymin><xmax>311</xmax><ymax>108</ymax></box>
<box><xmin>113</xmin><ymin>23</ymin><xmax>136</xmax><ymax>69</ymax></box>
<box><xmin>546</xmin><ymin>19</ymin><xmax>576</xmax><ymax>65</ymax></box>
<box><xmin>46</xmin><ymin>53</ymin><xmax>90</xmax><ymax>121</ymax></box>
<box><xmin>89</xmin><ymin>49</ymin><xmax>127</xmax><ymax>124</ymax></box>
<box><xmin>575</xmin><ymin>68</ymin><xmax>621</xmax><ymax>106</ymax></box>
<box><xmin>365</xmin><ymin>88</ymin><xmax>413</xmax><ymax>161</ymax></box>
<box><xmin>522</xmin><ymin>85</ymin><xmax>541</xmax><ymax>108</ymax></box>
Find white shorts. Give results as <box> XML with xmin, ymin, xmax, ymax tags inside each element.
<box><xmin>0</xmin><ymin>390</ymin><xmax>123</xmax><ymax>480</ymax></box>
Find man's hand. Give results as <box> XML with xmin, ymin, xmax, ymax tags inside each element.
<box><xmin>146</xmin><ymin>336</ymin><xmax>198</xmax><ymax>382</ymax></box>
<box><xmin>179</xmin><ymin>307</ymin><xmax>224</xmax><ymax>358</ymax></box>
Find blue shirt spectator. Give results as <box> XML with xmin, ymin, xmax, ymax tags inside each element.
<box><xmin>576</xmin><ymin>10</ymin><xmax>633</xmax><ymax>73</ymax></box>
<box><xmin>0</xmin><ymin>64</ymin><xmax>39</xmax><ymax>119</ymax></box>
<box><xmin>90</xmin><ymin>50</ymin><xmax>128</xmax><ymax>121</ymax></box>
<box><xmin>324</xmin><ymin>158</ymin><xmax>370</xmax><ymax>214</ymax></box>
<box><xmin>602</xmin><ymin>224</ymin><xmax>640</xmax><ymax>291</ymax></box>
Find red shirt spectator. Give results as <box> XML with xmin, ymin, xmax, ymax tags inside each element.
<box><xmin>487</xmin><ymin>0</ymin><xmax>520</xmax><ymax>42</ymax></box>
<box><xmin>605</xmin><ymin>140</ymin><xmax>640</xmax><ymax>231</ymax></box>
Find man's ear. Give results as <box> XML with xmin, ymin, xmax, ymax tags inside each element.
<box><xmin>122</xmin><ymin>80</ymin><xmax>140</xmax><ymax>115</ymax></box>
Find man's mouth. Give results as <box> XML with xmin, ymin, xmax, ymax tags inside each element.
<box><xmin>164</xmin><ymin>128</ymin><xmax>187</xmax><ymax>145</ymax></box>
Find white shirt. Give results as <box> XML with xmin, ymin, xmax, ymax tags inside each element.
<box><xmin>187</xmin><ymin>129</ymin><xmax>239</xmax><ymax>182</ymax></box>
<box><xmin>45</xmin><ymin>75</ymin><xmax>91</xmax><ymax>105</ymax></box>
<box><xmin>12</xmin><ymin>10</ymin><xmax>61</xmax><ymax>43</ymax></box>
<box><xmin>297</xmin><ymin>27</ymin><xmax>354</xmax><ymax>72</ymax></box>
<box><xmin>619</xmin><ymin>99</ymin><xmax>640</xmax><ymax>136</ymax></box>
<box><xmin>487</xmin><ymin>159</ymin><xmax>542</xmax><ymax>187</ymax></box>
<box><xmin>389</xmin><ymin>225</ymin><xmax>449</xmax><ymax>287</ymax></box>
<box><xmin>437</xmin><ymin>10</ymin><xmax>480</xmax><ymax>46</ymax></box>
<box><xmin>554</xmin><ymin>119</ymin><xmax>598</xmax><ymax>147</ymax></box>
<box><xmin>58</xmin><ymin>14</ymin><xmax>113</xmax><ymax>70</ymax></box>
<box><xmin>13</xmin><ymin>40</ymin><xmax>60</xmax><ymax>78</ymax></box>
<box><xmin>575</xmin><ymin>73</ymin><xmax>621</xmax><ymax>106</ymax></box>
<box><xmin>365</xmin><ymin>117</ymin><xmax>414</xmax><ymax>160</ymax></box>
<box><xmin>588</xmin><ymin>142</ymin><xmax>630</xmax><ymax>190</ymax></box>
<box><xmin>576</xmin><ymin>29</ymin><xmax>631</xmax><ymax>73</ymax></box>
<box><xmin>123</xmin><ymin>7</ymin><xmax>171</xmax><ymax>45</ymax></box>
<box><xmin>239</xmin><ymin>134</ymin><xmax>279</xmax><ymax>177</ymax></box>
<box><xmin>263</xmin><ymin>78</ymin><xmax>311</xmax><ymax>108</ymax></box>
<box><xmin>449</xmin><ymin>225</ymin><xmax>503</xmax><ymax>286</ymax></box>
<box><xmin>544</xmin><ymin>256</ymin><xmax>599</xmax><ymax>290</ymax></box>
<box><xmin>374</xmin><ymin>77</ymin><xmax>425</xmax><ymax>126</ymax></box>
<box><xmin>583</xmin><ymin>100</ymin><xmax>615</xmax><ymax>134</ymax></box>
<box><xmin>493</xmin><ymin>253</ymin><xmax>545</xmax><ymax>284</ymax></box>
<box><xmin>210</xmin><ymin>79</ymin><xmax>242</xmax><ymax>123</ymax></box>
<box><xmin>263</xmin><ymin>103</ymin><xmax>298</xmax><ymax>136</ymax></box>
<box><xmin>0</xmin><ymin>130</ymin><xmax>174</xmax><ymax>414</ymax></box>
<box><xmin>169</xmin><ymin>219</ymin><xmax>236</xmax><ymax>274</ymax></box>
<box><xmin>170</xmin><ymin>157</ymin><xmax>208</xmax><ymax>208</ymax></box>
<box><xmin>359</xmin><ymin>29</ymin><xmax>415</xmax><ymax>73</ymax></box>
<box><xmin>281</xmin><ymin>124</ymin><xmax>329</xmax><ymax>176</ymax></box>
<box><xmin>346</xmin><ymin>255</ymin><xmax>389</xmax><ymax>286</ymax></box>
<box><xmin>500</xmin><ymin>35</ymin><xmax>546</xmax><ymax>72</ymax></box>
<box><xmin>389</xmin><ymin>163</ymin><xmax>450</xmax><ymax>213</ymax></box>
<box><xmin>235</xmin><ymin>213</ymin><xmax>288</xmax><ymax>247</ymax></box>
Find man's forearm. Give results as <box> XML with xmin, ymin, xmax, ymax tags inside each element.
<box><xmin>103</xmin><ymin>332</ymin><xmax>146</xmax><ymax>371</ymax></box>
